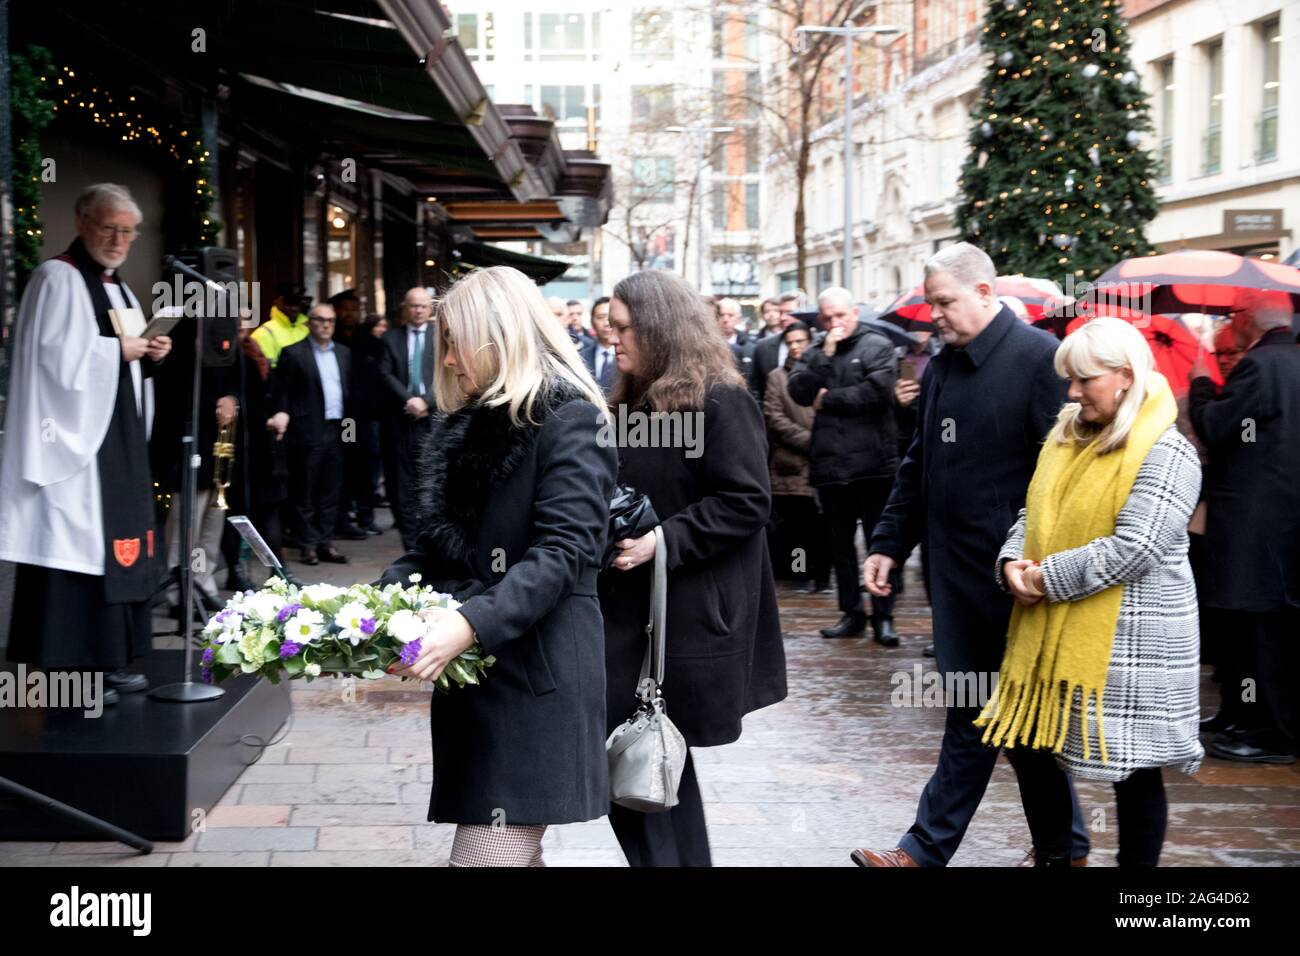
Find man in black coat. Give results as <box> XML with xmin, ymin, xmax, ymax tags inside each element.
<box><xmin>1190</xmin><ymin>290</ymin><xmax>1300</xmax><ymax>763</ymax></box>
<box><xmin>788</xmin><ymin>287</ymin><xmax>901</xmax><ymax>643</ymax></box>
<box><xmin>749</xmin><ymin>291</ymin><xmax>805</xmax><ymax>405</ymax></box>
<box><xmin>580</xmin><ymin>297</ymin><xmax>619</xmax><ymax>395</ymax></box>
<box><xmin>853</xmin><ymin>242</ymin><xmax>1087</xmax><ymax>868</ymax></box>
<box><xmin>376</xmin><ymin>287</ymin><xmax>436</xmax><ymax>551</ymax></box>
<box><xmin>269</xmin><ymin>304</ymin><xmax>353</xmax><ymax>566</ymax></box>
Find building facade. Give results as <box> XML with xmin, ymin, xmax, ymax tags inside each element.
<box><xmin>757</xmin><ymin>0</ymin><xmax>1297</xmax><ymax>306</ymax></box>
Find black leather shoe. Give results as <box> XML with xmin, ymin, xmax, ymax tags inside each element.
<box><xmin>872</xmin><ymin>617</ymin><xmax>900</xmax><ymax>647</ymax></box>
<box><xmin>104</xmin><ymin>670</ymin><xmax>148</xmax><ymax>694</ymax></box>
<box><xmin>336</xmin><ymin>524</ymin><xmax>368</xmax><ymax>540</ymax></box>
<box><xmin>99</xmin><ymin>687</ymin><xmax>120</xmax><ymax>707</ymax></box>
<box><xmin>199</xmin><ymin>590</ymin><xmax>225</xmax><ymax>612</ymax></box>
<box><xmin>1199</xmin><ymin>713</ymin><xmax>1236</xmax><ymax>735</ymax></box>
<box><xmin>1208</xmin><ymin>736</ymin><xmax>1297</xmax><ymax>764</ymax></box>
<box><xmin>361</xmin><ymin>523</ymin><xmax>383</xmax><ymax>536</ymax></box>
<box><xmin>299</xmin><ymin>550</ymin><xmax>319</xmax><ymax>566</ymax></box>
<box><xmin>922</xmin><ymin>643</ymin><xmax>936</xmax><ymax>658</ymax></box>
<box><xmin>821</xmin><ymin>613</ymin><xmax>867</xmax><ymax>639</ymax></box>
<box><xmin>317</xmin><ymin>547</ymin><xmax>350</xmax><ymax>564</ymax></box>
<box><xmin>282</xmin><ymin>569</ymin><xmax>307</xmax><ymax>589</ymax></box>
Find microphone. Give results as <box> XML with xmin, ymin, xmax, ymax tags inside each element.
<box><xmin>163</xmin><ymin>254</ymin><xmax>226</xmax><ymax>293</ymax></box>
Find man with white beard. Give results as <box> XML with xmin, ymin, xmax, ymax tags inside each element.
<box><xmin>0</xmin><ymin>183</ymin><xmax>172</xmax><ymax>706</ymax></box>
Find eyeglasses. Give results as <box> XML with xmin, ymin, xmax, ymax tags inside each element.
<box><xmin>94</xmin><ymin>224</ymin><xmax>138</xmax><ymax>241</ymax></box>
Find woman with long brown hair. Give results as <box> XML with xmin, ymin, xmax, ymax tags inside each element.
<box><xmin>599</xmin><ymin>269</ymin><xmax>788</xmax><ymax>866</ymax></box>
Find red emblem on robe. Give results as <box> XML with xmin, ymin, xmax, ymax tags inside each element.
<box><xmin>146</xmin><ymin>529</ymin><xmax>155</xmax><ymax>558</ymax></box>
<box><xmin>113</xmin><ymin>538</ymin><xmax>141</xmax><ymax>568</ymax></box>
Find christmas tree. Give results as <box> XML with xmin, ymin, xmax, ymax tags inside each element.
<box><xmin>955</xmin><ymin>0</ymin><xmax>1160</xmax><ymax>283</ymax></box>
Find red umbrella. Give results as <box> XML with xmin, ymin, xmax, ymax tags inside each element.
<box><xmin>1090</xmin><ymin>250</ymin><xmax>1300</xmax><ymax>315</ymax></box>
<box><xmin>1038</xmin><ymin>302</ymin><xmax>1223</xmax><ymax>396</ymax></box>
<box><xmin>881</xmin><ymin>276</ymin><xmax>1065</xmax><ymax>329</ymax></box>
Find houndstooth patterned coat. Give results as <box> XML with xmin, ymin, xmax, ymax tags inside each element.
<box><xmin>995</xmin><ymin>426</ymin><xmax>1205</xmax><ymax>783</ymax></box>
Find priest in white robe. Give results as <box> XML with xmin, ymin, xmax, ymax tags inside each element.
<box><xmin>0</xmin><ymin>183</ymin><xmax>171</xmax><ymax>704</ymax></box>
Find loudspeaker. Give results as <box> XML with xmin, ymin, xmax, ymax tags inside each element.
<box><xmin>175</xmin><ymin>247</ymin><xmax>240</xmax><ymax>367</ymax></box>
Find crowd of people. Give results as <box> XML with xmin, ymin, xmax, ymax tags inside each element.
<box><xmin>2</xmin><ymin>183</ymin><xmax>1297</xmax><ymax>866</ymax></box>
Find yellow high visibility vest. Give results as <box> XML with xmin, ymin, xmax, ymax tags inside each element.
<box><xmin>250</xmin><ymin>305</ymin><xmax>309</xmax><ymax>367</ymax></box>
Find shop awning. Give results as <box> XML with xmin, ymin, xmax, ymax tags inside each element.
<box><xmin>453</xmin><ymin>242</ymin><xmax>569</xmax><ymax>284</ymax></box>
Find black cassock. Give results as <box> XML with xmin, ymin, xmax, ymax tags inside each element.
<box><xmin>7</xmin><ymin>239</ymin><xmax>160</xmax><ymax>670</ymax></box>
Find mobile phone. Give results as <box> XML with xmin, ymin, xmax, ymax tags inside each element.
<box><xmin>899</xmin><ymin>359</ymin><xmax>918</xmax><ymax>382</ymax></box>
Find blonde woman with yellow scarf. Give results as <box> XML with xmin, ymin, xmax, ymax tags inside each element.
<box><xmin>983</xmin><ymin>317</ymin><xmax>1204</xmax><ymax>868</ymax></box>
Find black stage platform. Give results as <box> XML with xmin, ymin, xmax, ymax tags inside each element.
<box><xmin>0</xmin><ymin>652</ymin><xmax>291</xmax><ymax>841</ymax></box>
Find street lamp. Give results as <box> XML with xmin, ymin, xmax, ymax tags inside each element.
<box><xmin>666</xmin><ymin>124</ymin><xmax>734</xmax><ymax>293</ymax></box>
<box><xmin>794</xmin><ymin>21</ymin><xmax>901</xmax><ymax>295</ymax></box>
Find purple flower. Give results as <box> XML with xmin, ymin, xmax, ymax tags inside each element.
<box><xmin>276</xmin><ymin>603</ymin><xmax>302</xmax><ymax>623</ymax></box>
<box><xmin>200</xmin><ymin>668</ymin><xmax>213</xmax><ymax>685</ymax></box>
<box><xmin>399</xmin><ymin>638</ymin><xmax>422</xmax><ymax>667</ymax></box>
<box><xmin>280</xmin><ymin>641</ymin><xmax>302</xmax><ymax>659</ymax></box>
<box><xmin>214</xmin><ymin>609</ymin><xmax>232</xmax><ymax>624</ymax></box>
<box><xmin>201</xmin><ymin>647</ymin><xmax>215</xmax><ymax>665</ymax></box>
<box><xmin>360</xmin><ymin>617</ymin><xmax>377</xmax><ymax>635</ymax></box>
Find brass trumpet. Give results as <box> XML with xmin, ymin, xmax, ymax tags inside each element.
<box><xmin>213</xmin><ymin>409</ymin><xmax>237</xmax><ymax>510</ymax></box>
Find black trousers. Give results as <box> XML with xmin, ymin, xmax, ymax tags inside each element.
<box><xmin>898</xmin><ymin>704</ymin><xmax>1089</xmax><ymax>866</ymax></box>
<box><xmin>382</xmin><ymin>415</ymin><xmax>431</xmax><ymax>552</ymax></box>
<box><xmin>335</xmin><ymin>414</ymin><xmax>376</xmax><ymax>532</ymax></box>
<box><xmin>770</xmin><ymin>494</ymin><xmax>832</xmax><ymax>583</ymax></box>
<box><xmin>1233</xmin><ymin>608</ymin><xmax>1300</xmax><ymax>751</ymax></box>
<box><xmin>1113</xmin><ymin>768</ymin><xmax>1167</xmax><ymax>867</ymax></box>
<box><xmin>288</xmin><ymin>425</ymin><xmax>344</xmax><ymax>553</ymax></box>
<box><xmin>819</xmin><ymin>477</ymin><xmax>897</xmax><ymax>619</ymax></box>
<box><xmin>608</xmin><ymin>751</ymin><xmax>712</xmax><ymax>867</ymax></box>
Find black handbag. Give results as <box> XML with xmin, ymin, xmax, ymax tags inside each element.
<box><xmin>604</xmin><ymin>483</ymin><xmax>659</xmax><ymax>569</ymax></box>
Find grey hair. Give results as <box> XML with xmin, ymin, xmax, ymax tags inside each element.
<box><xmin>817</xmin><ymin>286</ymin><xmax>854</xmax><ymax>309</ymax></box>
<box><xmin>778</xmin><ymin>290</ymin><xmax>805</xmax><ymax>305</ymax></box>
<box><xmin>924</xmin><ymin>242</ymin><xmax>997</xmax><ymax>290</ymax></box>
<box><xmin>74</xmin><ymin>183</ymin><xmax>142</xmax><ymax>223</ymax></box>
<box><xmin>307</xmin><ymin>303</ymin><xmax>336</xmax><ymax>320</ymax></box>
<box><xmin>717</xmin><ymin>297</ymin><xmax>741</xmax><ymax>315</ymax></box>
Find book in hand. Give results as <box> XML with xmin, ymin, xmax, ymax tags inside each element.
<box><xmin>108</xmin><ymin>305</ymin><xmax>181</xmax><ymax>339</ymax></box>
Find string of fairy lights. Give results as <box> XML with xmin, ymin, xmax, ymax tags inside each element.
<box><xmin>14</xmin><ymin>62</ymin><xmax>221</xmax><ymax>252</ymax></box>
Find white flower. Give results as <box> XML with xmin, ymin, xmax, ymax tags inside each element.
<box><xmin>386</xmin><ymin>609</ymin><xmax>427</xmax><ymax>644</ymax></box>
<box><xmin>300</xmin><ymin>583</ymin><xmax>345</xmax><ymax>604</ymax></box>
<box><xmin>334</xmin><ymin>601</ymin><xmax>373</xmax><ymax>646</ymax></box>
<box><xmin>304</xmin><ymin>662</ymin><xmax>322</xmax><ymax>677</ymax></box>
<box><xmin>285</xmin><ymin>608</ymin><xmax>326</xmax><ymax>644</ymax></box>
<box><xmin>244</xmin><ymin>591</ymin><xmax>286</xmax><ymax>623</ymax></box>
<box><xmin>408</xmin><ymin>573</ymin><xmax>422</xmax><ymax>584</ymax></box>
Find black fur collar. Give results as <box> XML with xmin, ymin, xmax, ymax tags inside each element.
<box><xmin>414</xmin><ymin>384</ymin><xmax>585</xmax><ymax>564</ymax></box>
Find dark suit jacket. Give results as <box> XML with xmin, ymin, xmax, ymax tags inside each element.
<box><xmin>376</xmin><ymin>324</ymin><xmax>436</xmax><ymax>417</ymax></box>
<box><xmin>272</xmin><ymin>338</ymin><xmax>353</xmax><ymax>446</ymax></box>
<box><xmin>577</xmin><ymin>335</ymin><xmax>597</xmax><ymax>374</ymax></box>
<box><xmin>1190</xmin><ymin>327</ymin><xmax>1300</xmax><ymax>611</ymax></box>
<box><xmin>869</xmin><ymin>306</ymin><xmax>1067</xmax><ymax>675</ymax></box>
<box><xmin>749</xmin><ymin>333</ymin><xmax>783</xmax><ymax>405</ymax></box>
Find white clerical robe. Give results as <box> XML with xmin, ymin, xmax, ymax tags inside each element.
<box><xmin>0</xmin><ymin>258</ymin><xmax>148</xmax><ymax>575</ymax></box>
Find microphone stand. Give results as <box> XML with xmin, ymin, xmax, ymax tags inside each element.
<box><xmin>150</xmin><ymin>256</ymin><xmax>227</xmax><ymax>703</ymax></box>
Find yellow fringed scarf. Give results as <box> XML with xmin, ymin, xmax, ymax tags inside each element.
<box><xmin>975</xmin><ymin>372</ymin><xmax>1177</xmax><ymax>762</ymax></box>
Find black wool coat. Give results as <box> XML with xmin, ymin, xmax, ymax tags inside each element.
<box><xmin>598</xmin><ymin>383</ymin><xmax>788</xmax><ymax>748</ymax></box>
<box><xmin>379</xmin><ymin>388</ymin><xmax>617</xmax><ymax>825</ymax></box>
<box><xmin>1190</xmin><ymin>327</ymin><xmax>1300</xmax><ymax>612</ymax></box>
<box><xmin>869</xmin><ymin>307</ymin><xmax>1067</xmax><ymax>676</ymax></box>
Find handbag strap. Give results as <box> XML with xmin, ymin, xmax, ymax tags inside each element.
<box><xmin>636</xmin><ymin>526</ymin><xmax>668</xmax><ymax>703</ymax></box>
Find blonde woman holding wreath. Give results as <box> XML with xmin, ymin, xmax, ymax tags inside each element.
<box><xmin>383</xmin><ymin>266</ymin><xmax>616</xmax><ymax>867</ymax></box>
<box><xmin>984</xmin><ymin>316</ymin><xmax>1204</xmax><ymax>868</ymax></box>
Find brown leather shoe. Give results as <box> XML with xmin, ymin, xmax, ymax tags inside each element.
<box><xmin>1017</xmin><ymin>849</ymin><xmax>1088</xmax><ymax>867</ymax></box>
<box><xmin>851</xmin><ymin>847</ymin><xmax>919</xmax><ymax>868</ymax></box>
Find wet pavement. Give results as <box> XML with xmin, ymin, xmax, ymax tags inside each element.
<box><xmin>1</xmin><ymin>506</ymin><xmax>1297</xmax><ymax>867</ymax></box>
